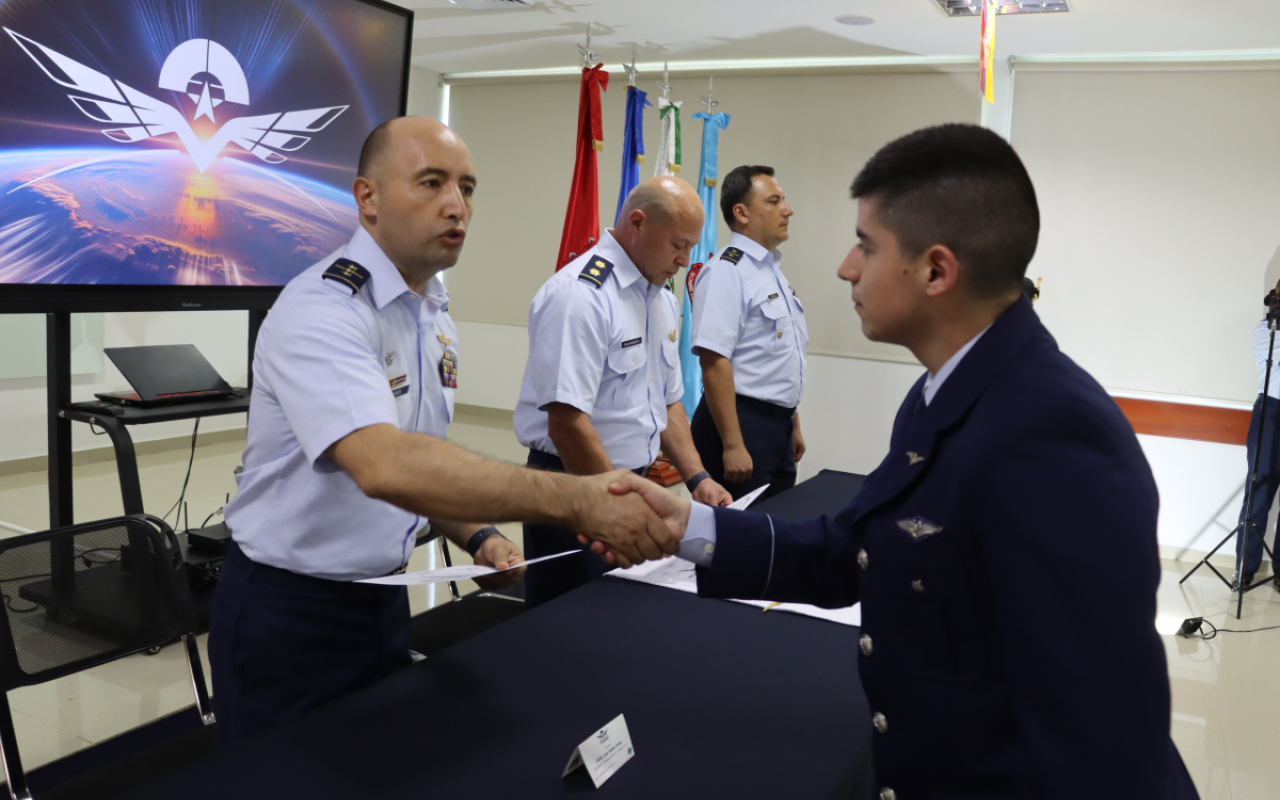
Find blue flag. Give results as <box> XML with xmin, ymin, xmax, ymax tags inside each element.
<box><xmin>614</xmin><ymin>86</ymin><xmax>650</xmax><ymax>225</ymax></box>
<box><xmin>680</xmin><ymin>111</ymin><xmax>731</xmax><ymax>418</ymax></box>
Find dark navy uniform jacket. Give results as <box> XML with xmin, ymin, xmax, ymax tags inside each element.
<box><xmin>697</xmin><ymin>298</ymin><xmax>1198</xmax><ymax>799</ymax></box>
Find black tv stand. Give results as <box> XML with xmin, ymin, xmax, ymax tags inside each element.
<box><xmin>43</xmin><ymin>310</ymin><xmax>266</xmax><ymax>631</ymax></box>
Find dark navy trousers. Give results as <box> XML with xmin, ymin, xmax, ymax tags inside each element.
<box><xmin>1236</xmin><ymin>394</ymin><xmax>1280</xmax><ymax>573</ymax></box>
<box><xmin>522</xmin><ymin>449</ymin><xmax>645</xmax><ymax>609</ymax></box>
<box><xmin>690</xmin><ymin>394</ymin><xmax>796</xmax><ymax>503</ymax></box>
<box><xmin>208</xmin><ymin>541</ymin><xmax>411</xmax><ymax>744</ymax></box>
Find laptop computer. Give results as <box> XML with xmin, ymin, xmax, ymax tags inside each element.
<box><xmin>95</xmin><ymin>344</ymin><xmax>234</xmax><ymax>407</ymax></box>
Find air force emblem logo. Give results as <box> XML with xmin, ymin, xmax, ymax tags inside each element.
<box><xmin>5</xmin><ymin>28</ymin><xmax>348</xmax><ymax>174</ymax></box>
<box><xmin>897</xmin><ymin>516</ymin><xmax>943</xmax><ymax>541</ymax></box>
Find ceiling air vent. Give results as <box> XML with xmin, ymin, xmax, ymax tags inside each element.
<box><xmin>935</xmin><ymin>0</ymin><xmax>1068</xmax><ymax>16</ymax></box>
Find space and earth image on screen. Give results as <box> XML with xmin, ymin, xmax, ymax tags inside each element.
<box><xmin>0</xmin><ymin>0</ymin><xmax>406</xmax><ymax>287</ymax></box>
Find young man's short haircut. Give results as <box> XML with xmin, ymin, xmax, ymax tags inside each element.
<box><xmin>720</xmin><ymin>165</ymin><xmax>776</xmax><ymax>228</ymax></box>
<box><xmin>851</xmin><ymin>124</ymin><xmax>1040</xmax><ymax>298</ymax></box>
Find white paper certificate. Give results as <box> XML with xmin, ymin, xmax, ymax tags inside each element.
<box><xmin>355</xmin><ymin>550</ymin><xmax>577</xmax><ymax>586</ymax></box>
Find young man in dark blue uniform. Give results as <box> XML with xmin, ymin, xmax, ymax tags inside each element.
<box><xmin>595</xmin><ymin>124</ymin><xmax>1199</xmax><ymax>798</ymax></box>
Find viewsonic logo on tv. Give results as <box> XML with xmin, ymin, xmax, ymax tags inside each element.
<box><xmin>4</xmin><ymin>28</ymin><xmax>348</xmax><ymax>173</ymax></box>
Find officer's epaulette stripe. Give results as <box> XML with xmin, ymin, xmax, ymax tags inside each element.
<box><xmin>322</xmin><ymin>258</ymin><xmax>371</xmax><ymax>295</ymax></box>
<box><xmin>720</xmin><ymin>247</ymin><xmax>744</xmax><ymax>265</ymax></box>
<box><xmin>578</xmin><ymin>256</ymin><xmax>614</xmax><ymax>289</ymax></box>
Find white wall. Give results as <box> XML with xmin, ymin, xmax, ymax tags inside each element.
<box><xmin>406</xmin><ymin>66</ymin><xmax>443</xmax><ymax>119</ymax></box>
<box><xmin>0</xmin><ymin>311</ymin><xmax>251</xmax><ymax>463</ymax></box>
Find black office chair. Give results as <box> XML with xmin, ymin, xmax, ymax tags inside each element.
<box><xmin>0</xmin><ymin>515</ymin><xmax>214</xmax><ymax>800</ymax></box>
<box><xmin>406</xmin><ymin>531</ymin><xmax>524</xmax><ymax>658</ymax></box>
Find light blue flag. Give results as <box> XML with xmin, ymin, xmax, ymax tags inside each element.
<box><xmin>614</xmin><ymin>86</ymin><xmax>650</xmax><ymax>225</ymax></box>
<box><xmin>680</xmin><ymin>111</ymin><xmax>731</xmax><ymax>418</ymax></box>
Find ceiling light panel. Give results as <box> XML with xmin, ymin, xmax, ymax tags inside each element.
<box><xmin>934</xmin><ymin>0</ymin><xmax>1069</xmax><ymax>16</ymax></box>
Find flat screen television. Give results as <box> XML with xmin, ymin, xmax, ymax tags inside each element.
<box><xmin>0</xmin><ymin>0</ymin><xmax>412</xmax><ymax>313</ymax></box>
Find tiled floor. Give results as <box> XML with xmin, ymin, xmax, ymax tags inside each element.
<box><xmin>0</xmin><ymin>409</ymin><xmax>1277</xmax><ymax>797</ymax></box>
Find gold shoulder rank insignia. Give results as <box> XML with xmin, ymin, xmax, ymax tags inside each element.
<box><xmin>906</xmin><ymin>452</ymin><xmax>925</xmax><ymax>466</ymax></box>
<box><xmin>322</xmin><ymin>258</ymin><xmax>370</xmax><ymax>295</ymax></box>
<box><xmin>578</xmin><ymin>256</ymin><xmax>614</xmax><ymax>288</ymax></box>
<box><xmin>897</xmin><ymin>516</ymin><xmax>943</xmax><ymax>541</ymax></box>
<box><xmin>720</xmin><ymin>247</ymin><xmax>744</xmax><ymax>265</ymax></box>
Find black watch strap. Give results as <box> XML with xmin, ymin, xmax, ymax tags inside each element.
<box><xmin>466</xmin><ymin>526</ymin><xmax>504</xmax><ymax>557</ymax></box>
<box><xmin>685</xmin><ymin>471</ymin><xmax>712</xmax><ymax>494</ymax></box>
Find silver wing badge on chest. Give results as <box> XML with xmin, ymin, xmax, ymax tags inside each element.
<box><xmin>897</xmin><ymin>516</ymin><xmax>943</xmax><ymax>541</ymax></box>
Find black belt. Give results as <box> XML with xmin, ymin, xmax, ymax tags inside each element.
<box><xmin>225</xmin><ymin>540</ymin><xmax>406</xmax><ymax>592</ymax></box>
<box><xmin>527</xmin><ymin>449</ymin><xmax>649</xmax><ymax>478</ymax></box>
<box><xmin>735</xmin><ymin>394</ymin><xmax>797</xmax><ymax>422</ymax></box>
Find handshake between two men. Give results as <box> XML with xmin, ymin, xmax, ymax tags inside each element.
<box><xmin>573</xmin><ymin>471</ymin><xmax>692</xmax><ymax>570</ymax></box>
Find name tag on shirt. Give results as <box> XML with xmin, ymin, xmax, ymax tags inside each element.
<box><xmin>389</xmin><ymin>374</ymin><xmax>409</xmax><ymax>397</ymax></box>
<box><xmin>767</xmin><ymin>292</ymin><xmax>779</xmax><ymax>300</ymax></box>
<box><xmin>621</xmin><ymin>337</ymin><xmax>642</xmax><ymax>348</ymax></box>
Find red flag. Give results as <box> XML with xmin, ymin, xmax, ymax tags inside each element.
<box><xmin>556</xmin><ymin>63</ymin><xmax>609</xmax><ymax>270</ymax></box>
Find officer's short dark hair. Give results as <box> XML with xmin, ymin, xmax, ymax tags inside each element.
<box><xmin>357</xmin><ymin>119</ymin><xmax>396</xmax><ymax>180</ymax></box>
<box><xmin>720</xmin><ymin>165</ymin><xmax>776</xmax><ymax>228</ymax></box>
<box><xmin>850</xmin><ymin>124</ymin><xmax>1039</xmax><ymax>298</ymax></box>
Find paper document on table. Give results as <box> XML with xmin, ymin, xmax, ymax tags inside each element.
<box><xmin>355</xmin><ymin>550</ymin><xmax>577</xmax><ymax>586</ymax></box>
<box><xmin>606</xmin><ymin>556</ymin><xmax>698</xmax><ymax>593</ymax></box>
<box><xmin>728</xmin><ymin>484</ymin><xmax>769</xmax><ymax>510</ymax></box>
<box><xmin>732</xmin><ymin>599</ymin><xmax>862</xmax><ymax>627</ymax></box>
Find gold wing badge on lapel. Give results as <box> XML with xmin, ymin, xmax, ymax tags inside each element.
<box><xmin>897</xmin><ymin>516</ymin><xmax>943</xmax><ymax>541</ymax></box>
<box><xmin>906</xmin><ymin>452</ymin><xmax>925</xmax><ymax>466</ymax></box>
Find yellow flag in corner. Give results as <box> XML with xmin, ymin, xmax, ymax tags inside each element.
<box><xmin>980</xmin><ymin>0</ymin><xmax>997</xmax><ymax>104</ymax></box>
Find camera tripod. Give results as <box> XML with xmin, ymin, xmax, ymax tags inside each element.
<box><xmin>1180</xmin><ymin>311</ymin><xmax>1280</xmax><ymax>620</ymax></box>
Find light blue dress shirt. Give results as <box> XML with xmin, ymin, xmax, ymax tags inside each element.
<box><xmin>677</xmin><ymin>328</ymin><xmax>988</xmax><ymax>568</ymax></box>
<box><xmin>690</xmin><ymin>231</ymin><xmax>808</xmax><ymax>409</ymax></box>
<box><xmin>514</xmin><ymin>231</ymin><xmax>683</xmax><ymax>471</ymax></box>
<box><xmin>225</xmin><ymin>226</ymin><xmax>457</xmax><ymax>581</ymax></box>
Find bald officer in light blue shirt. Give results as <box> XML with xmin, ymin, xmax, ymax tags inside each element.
<box><xmin>211</xmin><ymin>118</ymin><xmax>680</xmax><ymax>744</ymax></box>
<box><xmin>515</xmin><ymin>177</ymin><xmax>732</xmax><ymax>606</ymax></box>
<box><xmin>690</xmin><ymin>165</ymin><xmax>809</xmax><ymax>502</ymax></box>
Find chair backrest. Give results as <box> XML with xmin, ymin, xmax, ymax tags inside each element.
<box><xmin>0</xmin><ymin>515</ymin><xmax>194</xmax><ymax>690</ymax></box>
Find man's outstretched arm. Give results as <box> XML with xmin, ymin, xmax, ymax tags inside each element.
<box><xmin>329</xmin><ymin>424</ymin><xmax>676</xmax><ymax>566</ymax></box>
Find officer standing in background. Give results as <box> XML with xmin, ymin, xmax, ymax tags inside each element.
<box><xmin>515</xmin><ymin>177</ymin><xmax>733</xmax><ymax>607</ymax></box>
<box><xmin>690</xmin><ymin>165</ymin><xmax>809</xmax><ymax>502</ymax></box>
<box><xmin>212</xmin><ymin>117</ymin><xmax>677</xmax><ymax>743</ymax></box>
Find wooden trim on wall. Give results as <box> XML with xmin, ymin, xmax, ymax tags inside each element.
<box><xmin>1114</xmin><ymin>397</ymin><xmax>1252</xmax><ymax>446</ymax></box>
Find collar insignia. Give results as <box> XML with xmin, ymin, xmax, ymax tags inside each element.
<box><xmin>897</xmin><ymin>517</ymin><xmax>943</xmax><ymax>541</ymax></box>
<box><xmin>906</xmin><ymin>451</ymin><xmax>925</xmax><ymax>465</ymax></box>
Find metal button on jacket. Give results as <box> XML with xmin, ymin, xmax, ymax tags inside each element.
<box><xmin>859</xmin><ymin>633</ymin><xmax>873</xmax><ymax>656</ymax></box>
<box><xmin>857</xmin><ymin>548</ymin><xmax>869</xmax><ymax>570</ymax></box>
<box><xmin>879</xmin><ymin>789</ymin><xmax>896</xmax><ymax>800</ymax></box>
<box><xmin>911</xmin><ymin>579</ymin><xmax>925</xmax><ymax>593</ymax></box>
<box><xmin>873</xmin><ymin>712</ymin><xmax>889</xmax><ymax>733</ymax></box>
